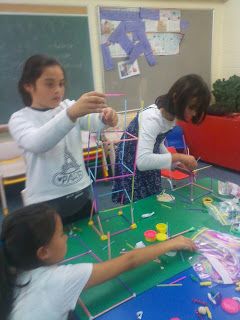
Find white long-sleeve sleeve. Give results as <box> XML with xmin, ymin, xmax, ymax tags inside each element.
<box><xmin>7</xmin><ymin>100</ymin><xmax>107</xmax><ymax>204</ymax></box>
<box><xmin>9</xmin><ymin>100</ymin><xmax>105</xmax><ymax>154</ymax></box>
<box><xmin>136</xmin><ymin>106</ymin><xmax>175</xmax><ymax>171</ymax></box>
<box><xmin>159</xmin><ymin>141</ymin><xmax>169</xmax><ymax>154</ymax></box>
<box><xmin>9</xmin><ymin>108</ymin><xmax>75</xmax><ymax>154</ymax></box>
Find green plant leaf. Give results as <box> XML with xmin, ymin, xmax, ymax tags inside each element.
<box><xmin>211</xmin><ymin>75</ymin><xmax>240</xmax><ymax>114</ymax></box>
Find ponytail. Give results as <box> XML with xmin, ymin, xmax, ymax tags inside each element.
<box><xmin>0</xmin><ymin>204</ymin><xmax>57</xmax><ymax>320</ymax></box>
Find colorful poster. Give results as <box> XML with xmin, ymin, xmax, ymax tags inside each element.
<box><xmin>99</xmin><ymin>8</ymin><xmax>183</xmax><ymax>70</ymax></box>
<box><xmin>147</xmin><ymin>32</ymin><xmax>183</xmax><ymax>55</ymax></box>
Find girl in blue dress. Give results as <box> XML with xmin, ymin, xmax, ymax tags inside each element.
<box><xmin>112</xmin><ymin>74</ymin><xmax>211</xmax><ymax>204</ymax></box>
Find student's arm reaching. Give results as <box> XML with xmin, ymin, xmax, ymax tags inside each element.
<box><xmin>136</xmin><ymin>115</ymin><xmax>173</xmax><ymax>171</ymax></box>
<box><xmin>85</xmin><ymin>236</ymin><xmax>195</xmax><ymax>289</ymax></box>
<box><xmin>136</xmin><ymin>111</ymin><xmax>197</xmax><ymax>172</ymax></box>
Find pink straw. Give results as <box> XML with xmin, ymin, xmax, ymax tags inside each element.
<box><xmin>170</xmin><ymin>276</ymin><xmax>187</xmax><ymax>284</ymax></box>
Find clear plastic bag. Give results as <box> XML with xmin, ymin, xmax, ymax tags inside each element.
<box><xmin>206</xmin><ymin>198</ymin><xmax>239</xmax><ymax>225</ymax></box>
<box><xmin>218</xmin><ymin>181</ymin><xmax>240</xmax><ymax>198</ymax></box>
<box><xmin>192</xmin><ymin>229</ymin><xmax>240</xmax><ymax>284</ymax></box>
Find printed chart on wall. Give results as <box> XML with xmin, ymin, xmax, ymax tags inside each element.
<box><xmin>100</xmin><ymin>7</ymin><xmax>183</xmax><ymax>78</ymax></box>
<box><xmin>98</xmin><ymin>6</ymin><xmax>212</xmax><ymax>111</ymax></box>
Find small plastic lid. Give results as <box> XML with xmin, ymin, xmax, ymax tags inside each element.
<box><xmin>144</xmin><ymin>230</ymin><xmax>157</xmax><ymax>242</ymax></box>
<box><xmin>144</xmin><ymin>230</ymin><xmax>157</xmax><ymax>238</ymax></box>
<box><xmin>156</xmin><ymin>233</ymin><xmax>168</xmax><ymax>241</ymax></box>
<box><xmin>156</xmin><ymin>223</ymin><xmax>167</xmax><ymax>233</ymax></box>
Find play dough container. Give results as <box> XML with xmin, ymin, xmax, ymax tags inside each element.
<box><xmin>156</xmin><ymin>223</ymin><xmax>168</xmax><ymax>234</ymax></box>
<box><xmin>144</xmin><ymin>230</ymin><xmax>157</xmax><ymax>242</ymax></box>
<box><xmin>156</xmin><ymin>233</ymin><xmax>168</xmax><ymax>241</ymax></box>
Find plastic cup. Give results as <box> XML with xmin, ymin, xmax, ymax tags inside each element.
<box><xmin>144</xmin><ymin>230</ymin><xmax>157</xmax><ymax>242</ymax></box>
<box><xmin>156</xmin><ymin>233</ymin><xmax>168</xmax><ymax>241</ymax></box>
<box><xmin>156</xmin><ymin>223</ymin><xmax>168</xmax><ymax>234</ymax></box>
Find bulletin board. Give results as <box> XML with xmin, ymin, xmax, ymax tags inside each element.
<box><xmin>100</xmin><ymin>8</ymin><xmax>213</xmax><ymax>111</ymax></box>
<box><xmin>0</xmin><ymin>5</ymin><xmax>94</xmax><ymax>124</ymax></box>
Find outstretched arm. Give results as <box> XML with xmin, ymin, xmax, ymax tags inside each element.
<box><xmin>85</xmin><ymin>236</ymin><xmax>195</xmax><ymax>288</ymax></box>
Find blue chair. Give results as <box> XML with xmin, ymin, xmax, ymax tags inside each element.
<box><xmin>165</xmin><ymin>125</ymin><xmax>188</xmax><ymax>153</ymax></box>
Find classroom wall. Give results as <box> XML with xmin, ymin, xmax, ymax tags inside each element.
<box><xmin>221</xmin><ymin>0</ymin><xmax>240</xmax><ymax>78</ymax></box>
<box><xmin>0</xmin><ymin>0</ymin><xmax>231</xmax><ymax>91</ymax></box>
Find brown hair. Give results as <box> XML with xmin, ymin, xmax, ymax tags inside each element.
<box><xmin>18</xmin><ymin>54</ymin><xmax>65</xmax><ymax>106</ymax></box>
<box><xmin>155</xmin><ymin>74</ymin><xmax>211</xmax><ymax>124</ymax></box>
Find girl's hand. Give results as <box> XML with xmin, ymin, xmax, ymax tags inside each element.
<box><xmin>67</xmin><ymin>91</ymin><xmax>107</xmax><ymax>121</ymax></box>
<box><xmin>168</xmin><ymin>236</ymin><xmax>196</xmax><ymax>251</ymax></box>
<box><xmin>175</xmin><ymin>161</ymin><xmax>192</xmax><ymax>172</ymax></box>
<box><xmin>180</xmin><ymin>155</ymin><xmax>198</xmax><ymax>171</ymax></box>
<box><xmin>101</xmin><ymin>107</ymin><xmax>118</xmax><ymax>127</ymax></box>
<box><xmin>172</xmin><ymin>153</ymin><xmax>197</xmax><ymax>171</ymax></box>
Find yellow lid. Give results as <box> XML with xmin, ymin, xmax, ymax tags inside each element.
<box><xmin>156</xmin><ymin>233</ymin><xmax>168</xmax><ymax>241</ymax></box>
<box><xmin>156</xmin><ymin>223</ymin><xmax>167</xmax><ymax>234</ymax></box>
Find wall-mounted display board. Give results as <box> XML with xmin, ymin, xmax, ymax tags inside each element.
<box><xmin>100</xmin><ymin>7</ymin><xmax>212</xmax><ymax>111</ymax></box>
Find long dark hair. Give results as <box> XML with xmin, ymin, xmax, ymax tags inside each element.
<box><xmin>0</xmin><ymin>204</ymin><xmax>57</xmax><ymax>320</ymax></box>
<box><xmin>18</xmin><ymin>54</ymin><xmax>65</xmax><ymax>106</ymax></box>
<box><xmin>155</xmin><ymin>74</ymin><xmax>211</xmax><ymax>124</ymax></box>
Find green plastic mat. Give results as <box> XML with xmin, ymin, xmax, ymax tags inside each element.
<box><xmin>63</xmin><ymin>178</ymin><xmax>232</xmax><ymax>319</ymax></box>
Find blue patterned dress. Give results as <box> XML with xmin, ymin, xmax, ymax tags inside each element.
<box><xmin>112</xmin><ymin>107</ymin><xmax>170</xmax><ymax>204</ymax></box>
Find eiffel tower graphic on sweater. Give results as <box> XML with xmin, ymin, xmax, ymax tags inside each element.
<box><xmin>52</xmin><ymin>145</ymin><xmax>83</xmax><ymax>186</ymax></box>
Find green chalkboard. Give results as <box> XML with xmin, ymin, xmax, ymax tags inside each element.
<box><xmin>0</xmin><ymin>14</ymin><xmax>94</xmax><ymax>124</ymax></box>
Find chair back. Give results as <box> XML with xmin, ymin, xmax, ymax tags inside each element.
<box><xmin>165</xmin><ymin>125</ymin><xmax>186</xmax><ymax>151</ymax></box>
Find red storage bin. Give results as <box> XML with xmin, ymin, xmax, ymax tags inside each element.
<box><xmin>178</xmin><ymin>114</ymin><xmax>240</xmax><ymax>172</ymax></box>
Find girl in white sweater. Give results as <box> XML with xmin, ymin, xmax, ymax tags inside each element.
<box><xmin>9</xmin><ymin>55</ymin><xmax>118</xmax><ymax>224</ymax></box>
<box><xmin>112</xmin><ymin>74</ymin><xmax>211</xmax><ymax>203</ymax></box>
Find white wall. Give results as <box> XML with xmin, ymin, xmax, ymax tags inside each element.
<box><xmin>221</xmin><ymin>0</ymin><xmax>240</xmax><ymax>78</ymax></box>
<box><xmin>0</xmin><ymin>0</ymin><xmax>227</xmax><ymax>88</ymax></box>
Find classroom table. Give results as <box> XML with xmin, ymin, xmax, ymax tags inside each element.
<box><xmin>96</xmin><ymin>267</ymin><xmax>240</xmax><ymax>320</ymax></box>
<box><xmin>62</xmin><ymin>178</ymin><xmax>239</xmax><ymax>320</ymax></box>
